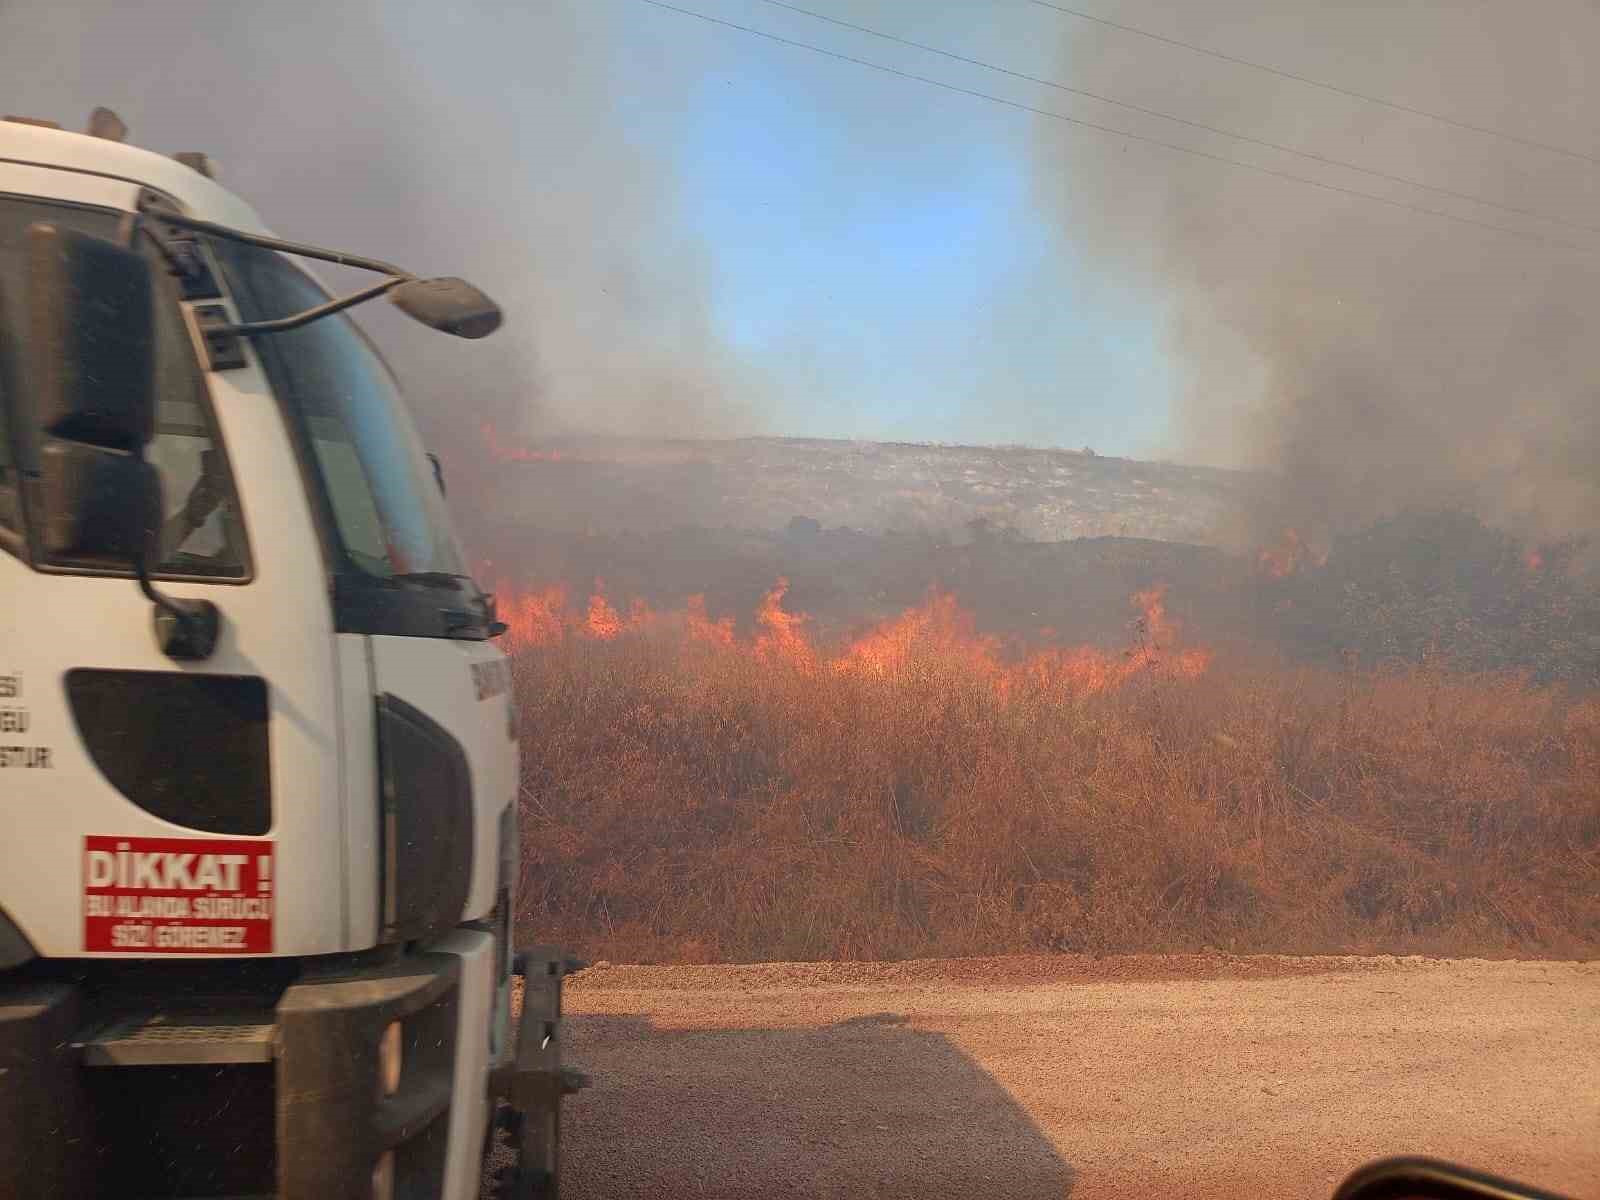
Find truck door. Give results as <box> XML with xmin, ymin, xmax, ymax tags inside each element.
<box><xmin>0</xmin><ymin>181</ymin><xmax>353</xmax><ymax>959</ymax></box>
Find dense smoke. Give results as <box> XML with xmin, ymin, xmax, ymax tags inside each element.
<box><xmin>9</xmin><ymin>1</ymin><xmax>1599</xmax><ymax>555</ymax></box>
<box><xmin>0</xmin><ymin>0</ymin><xmax>759</xmax><ymax>467</ymax></box>
<box><xmin>1031</xmin><ymin>1</ymin><xmax>1600</xmax><ymax>552</ymax></box>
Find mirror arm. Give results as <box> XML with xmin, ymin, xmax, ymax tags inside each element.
<box><xmin>136</xmin><ymin>198</ymin><xmax>408</xmax><ymax>277</ymax></box>
<box><xmin>220</xmin><ymin>275</ymin><xmax>409</xmax><ymax>337</ymax></box>
<box><xmin>136</xmin><ymin>202</ymin><xmax>416</xmax><ymax>342</ymax></box>
<box><xmin>116</xmin><ymin>211</ymin><xmax>182</xmax><ymax>271</ymax></box>
<box><xmin>136</xmin><ymin>196</ymin><xmax>500</xmax><ymax>342</ymax></box>
<box><xmin>117</xmin><ymin>211</ymin><xmax>224</xmax><ymax>300</ymax></box>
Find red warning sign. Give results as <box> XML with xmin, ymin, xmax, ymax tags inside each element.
<box><xmin>83</xmin><ymin>835</ymin><xmax>274</xmax><ymax>954</ymax></box>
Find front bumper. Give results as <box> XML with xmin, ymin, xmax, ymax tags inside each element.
<box><xmin>0</xmin><ymin>951</ymin><xmax>463</xmax><ymax>1200</ymax></box>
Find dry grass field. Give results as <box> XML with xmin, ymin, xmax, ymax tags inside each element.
<box><xmin>503</xmin><ymin>581</ymin><xmax>1600</xmax><ymax>964</ymax></box>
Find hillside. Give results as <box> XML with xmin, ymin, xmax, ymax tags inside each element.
<box><xmin>469</xmin><ymin>433</ymin><xmax>1250</xmax><ymax>545</ymax></box>
<box><xmin>467</xmin><ymin>434</ymin><xmax>1598</xmax><ymax>685</ymax></box>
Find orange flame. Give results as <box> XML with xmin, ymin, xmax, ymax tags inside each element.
<box><xmin>481</xmin><ymin>421</ymin><xmax>569</xmax><ymax>463</ymax></box>
<box><xmin>1131</xmin><ymin>585</ymin><xmax>1176</xmax><ymax>649</ymax></box>
<box><xmin>1019</xmin><ymin>584</ymin><xmax>1212</xmax><ymax>694</ymax></box>
<box><xmin>583</xmin><ymin>580</ymin><xmax>656</xmax><ymax>639</ymax></box>
<box><xmin>494</xmin><ymin>575</ymin><xmax>1212</xmax><ymax>697</ymax></box>
<box><xmin>1257</xmin><ymin>528</ymin><xmax>1303</xmax><ymax>578</ymax></box>
<box><xmin>1256</xmin><ymin>528</ymin><xmax>1327</xmax><ymax>579</ymax></box>
<box><xmin>686</xmin><ymin>594</ymin><xmax>735</xmax><ymax>646</ymax></box>
<box><xmin>586</xmin><ymin>581</ymin><xmax>623</xmax><ymax>640</ymax></box>
<box><xmin>499</xmin><ymin>582</ymin><xmax>568</xmax><ymax>646</ymax></box>
<box><xmin>838</xmin><ymin>591</ymin><xmax>997</xmax><ymax>679</ymax></box>
<box><xmin>754</xmin><ymin>578</ymin><xmax>814</xmax><ymax>668</ymax></box>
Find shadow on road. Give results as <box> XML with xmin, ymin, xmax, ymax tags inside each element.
<box><xmin>560</xmin><ymin>1009</ymin><xmax>1075</xmax><ymax>1200</ymax></box>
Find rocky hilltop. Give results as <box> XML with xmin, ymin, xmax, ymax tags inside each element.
<box><xmin>473</xmin><ymin>435</ymin><xmax>1249</xmax><ymax>546</ymax></box>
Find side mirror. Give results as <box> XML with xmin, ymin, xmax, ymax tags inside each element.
<box><xmin>27</xmin><ymin>223</ymin><xmax>156</xmax><ymax>455</ymax></box>
<box><xmin>388</xmin><ymin>277</ymin><xmax>502</xmax><ymax>339</ymax></box>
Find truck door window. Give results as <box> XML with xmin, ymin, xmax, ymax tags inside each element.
<box><xmin>0</xmin><ymin>194</ymin><xmax>249</xmax><ymax>578</ymax></box>
<box><xmin>0</xmin><ymin>197</ymin><xmax>42</xmax><ymax>548</ymax></box>
<box><xmin>0</xmin><ymin>351</ymin><xmax>16</xmax><ymax>545</ymax></box>
<box><xmin>143</xmin><ymin>247</ymin><xmax>249</xmax><ymax>579</ymax></box>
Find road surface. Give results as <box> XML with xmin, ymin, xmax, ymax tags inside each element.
<box><xmin>511</xmin><ymin>954</ymin><xmax>1600</xmax><ymax>1198</ymax></box>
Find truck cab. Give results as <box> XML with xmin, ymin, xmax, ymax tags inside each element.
<box><xmin>0</xmin><ymin>115</ymin><xmax>557</xmax><ymax>1200</ymax></box>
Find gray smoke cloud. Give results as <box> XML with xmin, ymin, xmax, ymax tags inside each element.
<box><xmin>1030</xmin><ymin>0</ymin><xmax>1600</xmax><ymax>551</ymax></box>
<box><xmin>0</xmin><ymin>0</ymin><xmax>759</xmax><ymax>462</ymax></box>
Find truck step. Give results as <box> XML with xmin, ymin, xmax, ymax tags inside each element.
<box><xmin>77</xmin><ymin>1012</ymin><xmax>276</xmax><ymax>1066</ymax></box>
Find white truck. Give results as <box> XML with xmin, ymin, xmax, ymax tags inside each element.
<box><xmin>0</xmin><ymin>111</ymin><xmax>578</xmax><ymax>1200</ymax></box>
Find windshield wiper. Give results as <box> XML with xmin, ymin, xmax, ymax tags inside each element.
<box><xmin>389</xmin><ymin>571</ymin><xmax>472</xmax><ymax>589</ymax></box>
<box><xmin>388</xmin><ymin>572</ymin><xmax>509</xmax><ymax>639</ymax></box>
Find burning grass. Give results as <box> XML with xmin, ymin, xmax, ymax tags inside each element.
<box><xmin>506</xmin><ymin>583</ymin><xmax>1600</xmax><ymax>964</ymax></box>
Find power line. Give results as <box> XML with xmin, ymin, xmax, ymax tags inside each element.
<box><xmin>633</xmin><ymin>0</ymin><xmax>1596</xmax><ymax>256</ymax></box>
<box><xmin>754</xmin><ymin>0</ymin><xmax>1600</xmax><ymax>237</ymax></box>
<box><xmin>1031</xmin><ymin>0</ymin><xmax>1600</xmax><ymax>169</ymax></box>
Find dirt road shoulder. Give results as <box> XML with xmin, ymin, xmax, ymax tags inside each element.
<box><xmin>552</xmin><ymin>954</ymin><xmax>1599</xmax><ymax>1199</ymax></box>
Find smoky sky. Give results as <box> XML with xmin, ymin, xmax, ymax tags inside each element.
<box><xmin>0</xmin><ymin>1</ymin><xmax>1180</xmax><ymax>466</ymax></box>
<box><xmin>0</xmin><ymin>0</ymin><xmax>764</xmax><ymax>462</ymax></box>
<box><xmin>1029</xmin><ymin>0</ymin><xmax>1600</xmax><ymax>547</ymax></box>
<box><xmin>4</xmin><ymin>0</ymin><xmax>1598</xmax><ymax>549</ymax></box>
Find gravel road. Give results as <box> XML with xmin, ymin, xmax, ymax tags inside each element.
<box><xmin>521</xmin><ymin>954</ymin><xmax>1599</xmax><ymax>1200</ymax></box>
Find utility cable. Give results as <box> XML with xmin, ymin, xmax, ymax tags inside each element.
<box><xmin>753</xmin><ymin>0</ymin><xmax>1600</xmax><ymax>236</ymax></box>
<box><xmin>1031</xmin><ymin>0</ymin><xmax>1600</xmax><ymax>168</ymax></box>
<box><xmin>634</xmin><ymin>0</ymin><xmax>1597</xmax><ymax>256</ymax></box>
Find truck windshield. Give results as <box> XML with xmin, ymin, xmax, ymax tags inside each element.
<box><xmin>209</xmin><ymin>238</ymin><xmax>466</xmax><ymax>582</ymax></box>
